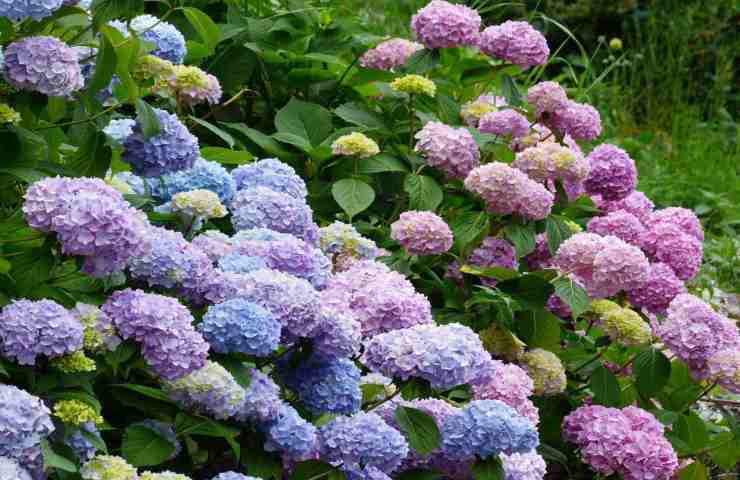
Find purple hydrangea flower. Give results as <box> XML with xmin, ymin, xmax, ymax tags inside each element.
<box><xmin>0</xmin><ymin>299</ymin><xmax>83</xmax><ymax>365</ymax></box>
<box><xmin>110</xmin><ymin>15</ymin><xmax>186</xmax><ymax>63</ymax></box>
<box><xmin>478</xmin><ymin>21</ymin><xmax>549</xmax><ymax>68</ymax></box>
<box><xmin>262</xmin><ymin>404</ymin><xmax>318</xmax><ymax>460</ymax></box>
<box><xmin>647</xmin><ymin>207</ymin><xmax>703</xmax><ymax>241</ymax></box>
<box><xmin>123</xmin><ymin>108</ymin><xmax>199</xmax><ymax>177</ymax></box>
<box><xmin>594</xmin><ymin>191</ymin><xmax>654</xmax><ymax>223</ymax></box>
<box><xmin>361</xmin><ymin>323</ymin><xmax>490</xmax><ymax>390</ymax></box>
<box><xmin>319</xmin><ymin>412</ymin><xmax>408</xmax><ymax>474</ymax></box>
<box><xmin>238</xmin><ymin>368</ymin><xmax>282</xmax><ymax>423</ymax></box>
<box><xmin>217</xmin><ymin>254</ymin><xmax>268</xmax><ymax>274</ymax></box>
<box><xmin>548</xmin><ymin>100</ymin><xmax>602</xmax><ymax>141</ymax></box>
<box><xmin>501</xmin><ymin>451</ymin><xmax>547</xmax><ymax>480</ymax></box>
<box><xmin>3</xmin><ymin>36</ymin><xmax>83</xmax><ymax>96</ymax></box>
<box><xmin>61</xmin><ymin>423</ymin><xmax>101</xmax><ymax>462</ymax></box>
<box><xmin>199</xmin><ymin>298</ymin><xmax>280</xmax><ymax>357</ymax></box>
<box><xmin>163</xmin><ymin>361</ymin><xmax>245</xmax><ymax>420</ymax></box>
<box><xmin>527</xmin><ymin>81</ymin><xmax>568</xmax><ymax>115</ymax></box>
<box><xmin>280</xmin><ymin>355</ymin><xmax>362</xmax><ymax>415</ymax></box>
<box><xmin>231</xmin><ymin>158</ymin><xmax>307</xmax><ymax>200</ymax></box>
<box><xmin>587</xmin><ymin>210</ymin><xmax>645</xmax><ymax>247</ymax></box>
<box><xmin>0</xmin><ymin>384</ymin><xmax>54</xmax><ymax>465</ymax></box>
<box><xmin>479</xmin><ymin>109</ymin><xmax>530</xmax><ymax>138</ymax></box>
<box><xmin>102</xmin><ymin>289</ymin><xmax>208</xmax><ymax>380</ymax></box>
<box><xmin>512</xmin><ymin>142</ymin><xmax>589</xmax><ymax>185</ymax></box>
<box><xmin>0</xmin><ymin>457</ymin><xmax>32</xmax><ymax>480</ymax></box>
<box><xmin>554</xmin><ymin>232</ymin><xmax>605</xmax><ymax>284</ymax></box>
<box><xmin>390</xmin><ymin>211</ymin><xmax>453</xmax><ymax>255</ymax></box>
<box><xmin>410</xmin><ymin>0</ymin><xmax>481</xmax><ymax>49</ymax></box>
<box><xmin>590</xmin><ymin>236</ymin><xmax>650</xmax><ymax>298</ymax></box>
<box><xmin>464</xmin><ymin>162</ymin><xmax>554</xmax><ymax>220</ymax></box>
<box><xmin>473</xmin><ymin>359</ymin><xmax>539</xmax><ymax>425</ymax></box>
<box><xmin>442</xmin><ymin>400</ymin><xmax>539</xmax><ymax>459</ymax></box>
<box><xmin>584</xmin><ymin>144</ymin><xmax>637</xmax><ymax>201</ymax></box>
<box><xmin>414</xmin><ymin>121</ymin><xmax>480</xmax><ymax>179</ymax></box>
<box><xmin>626</xmin><ymin>263</ymin><xmax>686</xmax><ymax>314</ymax></box>
<box><xmin>231</xmin><ymin>187</ymin><xmax>318</xmax><ymax>244</ymax></box>
<box><xmin>640</xmin><ymin>223</ymin><xmax>703</xmax><ymax>281</ymax></box>
<box><xmin>150</xmin><ymin>158</ymin><xmax>237</xmax><ymax>205</ymax></box>
<box><xmin>467</xmin><ymin>237</ymin><xmax>519</xmax><ymax>288</ymax></box>
<box><xmin>360</xmin><ymin>38</ymin><xmax>424</xmax><ymax>71</ymax></box>
<box><xmin>706</xmin><ymin>349</ymin><xmax>740</xmax><ymax>394</ymax></box>
<box><xmin>312</xmin><ymin>307</ymin><xmax>362</xmax><ymax>359</ymax></box>
<box><xmin>524</xmin><ymin>233</ymin><xmax>553</xmax><ymax>271</ymax></box>
<box><xmin>192</xmin><ymin>230</ymin><xmax>235</xmax><ymax>262</ymax></box>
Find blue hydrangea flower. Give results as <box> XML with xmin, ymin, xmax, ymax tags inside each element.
<box><xmin>319</xmin><ymin>412</ymin><xmax>409</xmax><ymax>474</ymax></box>
<box><xmin>0</xmin><ymin>457</ymin><xmax>32</xmax><ymax>480</ymax></box>
<box><xmin>441</xmin><ymin>400</ymin><xmax>539</xmax><ymax>459</ymax></box>
<box><xmin>217</xmin><ymin>253</ymin><xmax>268</xmax><ymax>274</ymax></box>
<box><xmin>262</xmin><ymin>404</ymin><xmax>318</xmax><ymax>460</ymax></box>
<box><xmin>230</xmin><ymin>186</ymin><xmax>318</xmax><ymax>245</ymax></box>
<box><xmin>123</xmin><ymin>108</ymin><xmax>199</xmax><ymax>177</ymax></box>
<box><xmin>231</xmin><ymin>158</ymin><xmax>307</xmax><ymax>200</ymax></box>
<box><xmin>63</xmin><ymin>422</ymin><xmax>101</xmax><ymax>462</ymax></box>
<box><xmin>111</xmin><ymin>172</ymin><xmax>147</xmax><ymax>196</ymax></box>
<box><xmin>0</xmin><ymin>384</ymin><xmax>55</xmax><ymax>464</ymax></box>
<box><xmin>199</xmin><ymin>298</ymin><xmax>281</xmax><ymax>357</ymax></box>
<box><xmin>163</xmin><ymin>361</ymin><xmax>246</xmax><ymax>420</ymax></box>
<box><xmin>150</xmin><ymin>158</ymin><xmax>237</xmax><ymax>205</ymax></box>
<box><xmin>280</xmin><ymin>356</ymin><xmax>362</xmax><ymax>416</ymax></box>
<box><xmin>212</xmin><ymin>473</ymin><xmax>261</xmax><ymax>480</ymax></box>
<box><xmin>0</xmin><ymin>0</ymin><xmax>62</xmax><ymax>21</ymax></box>
<box><xmin>238</xmin><ymin>368</ymin><xmax>282</xmax><ymax>423</ymax></box>
<box><xmin>103</xmin><ymin>118</ymin><xmax>136</xmax><ymax>145</ymax></box>
<box><xmin>109</xmin><ymin>15</ymin><xmax>186</xmax><ymax>63</ymax></box>
<box><xmin>132</xmin><ymin>420</ymin><xmax>180</xmax><ymax>460</ymax></box>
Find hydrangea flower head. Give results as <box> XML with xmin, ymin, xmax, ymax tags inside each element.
<box><xmin>163</xmin><ymin>361</ymin><xmax>245</xmax><ymax>420</ymax></box>
<box><xmin>318</xmin><ymin>221</ymin><xmax>383</xmax><ymax>269</ymax></box>
<box><xmin>312</xmin><ymin>307</ymin><xmax>362</xmax><ymax>359</ymax></box>
<box><xmin>479</xmin><ymin>109</ymin><xmax>530</xmax><ymax>138</ymax></box>
<box><xmin>512</xmin><ymin>142</ymin><xmax>589</xmax><ymax>185</ymax></box>
<box><xmin>231</xmin><ymin>186</ymin><xmax>318</xmax><ymax>244</ymax></box>
<box><xmin>123</xmin><ymin>108</ymin><xmax>199</xmax><ymax>177</ymax></box>
<box><xmin>360</xmin><ymin>38</ymin><xmax>423</xmax><ymax>70</ymax></box>
<box><xmin>415</xmin><ymin>121</ymin><xmax>479</xmax><ymax>178</ymax></box>
<box><xmin>0</xmin><ymin>0</ymin><xmax>62</xmax><ymax>20</ymax></box>
<box><xmin>584</xmin><ymin>144</ymin><xmax>637</xmax><ymax>201</ymax></box>
<box><xmin>4</xmin><ymin>36</ymin><xmax>83</xmax><ymax>97</ymax></box>
<box><xmin>169</xmin><ymin>189</ymin><xmax>228</xmax><ymax>220</ymax></box>
<box><xmin>217</xmin><ymin>253</ymin><xmax>267</xmax><ymax>274</ymax></box>
<box><xmin>460</xmin><ymin>94</ymin><xmax>507</xmax><ymax>126</ymax></box>
<box><xmin>648</xmin><ymin>207</ymin><xmax>703</xmax><ymax>241</ymax></box>
<box><xmin>466</xmin><ymin>237</ymin><xmax>518</xmax><ymax>287</ymax></box>
<box><xmin>212</xmin><ymin>473</ymin><xmax>261</xmax><ymax>480</ymax></box>
<box><xmin>73</xmin><ymin>303</ymin><xmax>121</xmax><ymax>353</ymax></box>
<box><xmin>238</xmin><ymin>368</ymin><xmax>282</xmax><ymax>423</ymax></box>
<box><xmin>474</xmin><ymin>359</ymin><xmax>539</xmax><ymax>425</ymax></box>
<box><xmin>501</xmin><ymin>451</ymin><xmax>547</xmax><ymax>480</ymax></box>
<box><xmin>0</xmin><ymin>384</ymin><xmax>54</xmax><ymax>462</ymax></box>
<box><xmin>140</xmin><ymin>472</ymin><xmax>191</xmax><ymax>480</ymax></box>
<box><xmin>319</xmin><ymin>411</ymin><xmax>409</xmax><ymax>474</ymax></box>
<box><xmin>53</xmin><ymin>400</ymin><xmax>102</xmax><ymax>427</ymax></box>
<box><xmin>391</xmin><ymin>210</ymin><xmax>453</xmax><ymax>255</ymax></box>
<box><xmin>587</xmin><ymin>210</ymin><xmax>645</xmax><ymax>246</ymax></box>
<box><xmin>640</xmin><ymin>223</ymin><xmax>702</xmax><ymax>281</ymax></box>
<box><xmin>262</xmin><ymin>404</ymin><xmax>318</xmax><ymax>460</ymax></box>
<box><xmin>0</xmin><ymin>299</ymin><xmax>83</xmax><ymax>365</ymax></box>
<box><xmin>527</xmin><ymin>81</ymin><xmax>568</xmax><ymax>115</ymax></box>
<box><xmin>164</xmin><ymin>64</ymin><xmax>222</xmax><ymax>106</ymax></box>
<box><xmin>548</xmin><ymin>100</ymin><xmax>602</xmax><ymax>140</ymax></box>
<box><xmin>442</xmin><ymin>400</ymin><xmax>539</xmax><ymax>459</ymax></box>
<box><xmin>0</xmin><ymin>457</ymin><xmax>32</xmax><ymax>480</ymax></box>
<box><xmin>151</xmin><ymin>158</ymin><xmax>237</xmax><ymax>205</ymax></box>
<box><xmin>110</xmin><ymin>15</ymin><xmax>186</xmax><ymax>63</ymax></box>
<box><xmin>706</xmin><ymin>349</ymin><xmax>740</xmax><ymax>393</ymax></box>
<box><xmin>331</xmin><ymin>132</ymin><xmax>380</xmax><ymax>158</ymax></box>
<box><xmin>553</xmin><ymin>232</ymin><xmax>605</xmax><ymax>283</ymax></box>
<box><xmin>133</xmin><ymin>54</ymin><xmax>175</xmax><ymax>81</ymax></box>
<box><xmin>478</xmin><ymin>21</ymin><xmax>549</xmax><ymax>68</ymax></box>
<box><xmin>281</xmin><ymin>355</ymin><xmax>362</xmax><ymax>415</ymax></box>
<box><xmin>51</xmin><ymin>350</ymin><xmax>97</xmax><ymax>373</ymax></box>
<box><xmin>590</xmin><ymin>237</ymin><xmax>650</xmax><ymax>298</ymax></box>
<box><xmin>595</xmin><ymin>190</ymin><xmax>654</xmax><ymax>223</ymax></box>
<box><xmin>411</xmin><ymin>0</ymin><xmax>481</xmax><ymax>49</ymax></box>
<box><xmin>199</xmin><ymin>297</ymin><xmax>281</xmax><ymax>356</ymax></box>
<box><xmin>520</xmin><ymin>348</ymin><xmax>566</xmax><ymax>395</ymax></box>
<box><xmin>80</xmin><ymin>455</ymin><xmax>137</xmax><ymax>480</ymax></box>
<box><xmin>0</xmin><ymin>103</ymin><xmax>22</xmax><ymax>125</ymax></box>
<box><xmin>103</xmin><ymin>118</ymin><xmax>136</xmax><ymax>145</ymax></box>
<box><xmin>390</xmin><ymin>74</ymin><xmax>436</xmax><ymax>97</ymax></box>
<box><xmin>626</xmin><ymin>262</ymin><xmax>686</xmax><ymax>314</ymax></box>
<box><xmin>602</xmin><ymin>307</ymin><xmax>652</xmax><ymax>346</ymax></box>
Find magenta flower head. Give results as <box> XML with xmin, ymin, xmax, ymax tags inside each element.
<box><xmin>464</xmin><ymin>162</ymin><xmax>554</xmax><ymax>220</ymax></box>
<box><xmin>595</xmin><ymin>190</ymin><xmax>654</xmax><ymax>223</ymax></box>
<box><xmin>359</xmin><ymin>38</ymin><xmax>424</xmax><ymax>71</ymax></box>
<box><xmin>587</xmin><ymin>210</ymin><xmax>646</xmax><ymax>247</ymax></box>
<box><xmin>479</xmin><ymin>109</ymin><xmax>529</xmax><ymax>138</ymax></box>
<box><xmin>584</xmin><ymin>144</ymin><xmax>637</xmax><ymax>201</ymax></box>
<box><xmin>414</xmin><ymin>121</ymin><xmax>480</xmax><ymax>179</ymax></box>
<box><xmin>640</xmin><ymin>223</ymin><xmax>702</xmax><ymax>281</ymax></box>
<box><xmin>391</xmin><ymin>211</ymin><xmax>453</xmax><ymax>255</ymax></box>
<box><xmin>626</xmin><ymin>262</ymin><xmax>686</xmax><ymax>314</ymax></box>
<box><xmin>411</xmin><ymin>0</ymin><xmax>481</xmax><ymax>49</ymax></box>
<box><xmin>467</xmin><ymin>237</ymin><xmax>518</xmax><ymax>287</ymax></box>
<box><xmin>647</xmin><ymin>207</ymin><xmax>703</xmax><ymax>242</ymax></box>
<box><xmin>527</xmin><ymin>81</ymin><xmax>568</xmax><ymax>115</ymax></box>
<box><xmin>3</xmin><ymin>36</ymin><xmax>83</xmax><ymax>97</ymax></box>
<box><xmin>554</xmin><ymin>232</ymin><xmax>605</xmax><ymax>283</ymax></box>
<box><xmin>548</xmin><ymin>100</ymin><xmax>602</xmax><ymax>140</ymax></box>
<box><xmin>478</xmin><ymin>21</ymin><xmax>549</xmax><ymax>68</ymax></box>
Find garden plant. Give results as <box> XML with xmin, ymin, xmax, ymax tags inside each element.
<box><xmin>0</xmin><ymin>0</ymin><xmax>737</xmax><ymax>479</ymax></box>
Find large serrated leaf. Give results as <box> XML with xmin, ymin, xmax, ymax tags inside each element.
<box><xmin>394</xmin><ymin>406</ymin><xmax>441</xmax><ymax>455</ymax></box>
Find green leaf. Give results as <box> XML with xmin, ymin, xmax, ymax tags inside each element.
<box><xmin>590</xmin><ymin>365</ymin><xmax>621</xmax><ymax>407</ymax></box>
<box><xmin>460</xmin><ymin>265</ymin><xmax>519</xmax><ymax>282</ymax></box>
<box><xmin>678</xmin><ymin>459</ymin><xmax>709</xmax><ymax>480</ymax></box>
<box><xmin>242</xmin><ymin>447</ymin><xmax>283</xmax><ymax>479</ymax></box>
<box><xmin>332</xmin><ymin>179</ymin><xmax>375</xmax><ymax>219</ymax></box>
<box><xmin>189</xmin><ymin>116</ymin><xmax>235</xmax><ymax>148</ymax></box>
<box><xmin>334</xmin><ymin>102</ymin><xmax>386</xmax><ymax>130</ymax></box>
<box><xmin>113</xmin><ymin>384</ymin><xmax>174</xmax><ymax>403</ymax></box>
<box><xmin>215</xmin><ymin>357</ymin><xmax>252</xmax><ymax>390</ymax></box>
<box><xmin>40</xmin><ymin>438</ymin><xmax>77</xmax><ymax>472</ymax></box>
<box><xmin>135</xmin><ymin>99</ymin><xmax>160</xmax><ymax>139</ymax></box>
<box><xmin>404</xmin><ymin>174</ymin><xmax>443</xmax><ymax>211</ymax></box>
<box><xmin>289</xmin><ymin>460</ymin><xmax>344</xmax><ymax>480</ymax></box>
<box><xmin>273</xmin><ymin>132</ymin><xmax>313</xmax><ymax>152</ymax></box>
<box><xmin>47</xmin><ymin>97</ymin><xmax>67</xmax><ymax>123</ymax></box>
<box><xmin>92</xmin><ymin>0</ymin><xmax>144</xmax><ymax>26</ymax></box>
<box><xmin>551</xmin><ymin>276</ymin><xmax>591</xmax><ymax>319</ymax></box>
<box><xmin>0</xmin><ymin>126</ymin><xmax>49</xmax><ymax>169</ymax></box>
<box><xmin>66</xmin><ymin>130</ymin><xmax>112</xmax><ymax>178</ymax></box>
<box><xmin>200</xmin><ymin>147</ymin><xmax>253</xmax><ymax>165</ymax></box>
<box><xmin>394</xmin><ymin>406</ymin><xmax>442</xmax><ymax>455</ymax></box>
<box><xmin>709</xmin><ymin>432</ymin><xmax>740</xmax><ymax>471</ymax></box>
<box><xmin>358</xmin><ymin>154</ymin><xmax>408</xmax><ymax>174</ymax></box>
<box><xmin>674</xmin><ymin>412</ymin><xmax>709</xmax><ymax>453</ymax></box>
<box><xmin>221</xmin><ymin>123</ymin><xmax>292</xmax><ymax>160</ymax></box>
<box><xmin>361</xmin><ymin>383</ymin><xmax>386</xmax><ymax>404</ymax></box>
<box><xmin>545</xmin><ymin>215</ymin><xmax>574</xmax><ymax>256</ymax></box>
<box><xmin>87</xmin><ymin>33</ymin><xmax>117</xmax><ymax>96</ymax></box>
<box><xmin>500</xmin><ymin>73</ymin><xmax>522</xmax><ymax>107</ymax></box>
<box><xmin>449</xmin><ymin>211</ymin><xmax>489</xmax><ymax>252</ymax></box>
<box><xmin>80</xmin><ymin>427</ymin><xmax>108</xmax><ymax>453</ymax></box>
<box><xmin>515</xmin><ymin>309</ymin><xmax>561</xmax><ymax>351</ymax></box>
<box><xmin>100</xmin><ymin>25</ymin><xmax>139</xmax><ymax>102</ymax></box>
<box><xmin>497</xmin><ymin>275</ymin><xmax>554</xmax><ymax>310</ymax></box>
<box><xmin>538</xmin><ymin>443</ymin><xmax>570</xmax><ymax>468</ymax></box>
<box><xmin>401</xmin><ymin>49</ymin><xmax>440</xmax><ymax>74</ymax></box>
<box><xmin>472</xmin><ymin>456</ymin><xmax>505</xmax><ymax>480</ymax></box>
<box><xmin>503</xmin><ymin>224</ymin><xmax>536</xmax><ymax>257</ymax></box>
<box><xmin>633</xmin><ymin>348</ymin><xmax>672</xmax><ymax>397</ymax></box>
<box><xmin>183</xmin><ymin>7</ymin><xmax>221</xmax><ymax>51</ymax></box>
<box><xmin>275</xmin><ymin>98</ymin><xmax>333</xmax><ymax>148</ymax></box>
<box><xmin>122</xmin><ymin>425</ymin><xmax>176</xmax><ymax>466</ymax></box>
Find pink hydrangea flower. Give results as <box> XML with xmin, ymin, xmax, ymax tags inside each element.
<box><xmin>478</xmin><ymin>21</ymin><xmax>549</xmax><ymax>68</ymax></box>
<box><xmin>390</xmin><ymin>211</ymin><xmax>453</xmax><ymax>255</ymax></box>
<box><xmin>411</xmin><ymin>0</ymin><xmax>481</xmax><ymax>49</ymax></box>
<box><xmin>359</xmin><ymin>38</ymin><xmax>424</xmax><ymax>71</ymax></box>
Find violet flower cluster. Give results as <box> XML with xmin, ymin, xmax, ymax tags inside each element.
<box><xmin>478</xmin><ymin>21</ymin><xmax>549</xmax><ymax>69</ymax></box>
<box><xmin>3</xmin><ymin>36</ymin><xmax>83</xmax><ymax>97</ymax></box>
<box><xmin>414</xmin><ymin>121</ymin><xmax>480</xmax><ymax>179</ymax></box>
<box><xmin>360</xmin><ymin>38</ymin><xmax>424</xmax><ymax>71</ymax></box>
<box><xmin>410</xmin><ymin>0</ymin><xmax>481</xmax><ymax>49</ymax></box>
<box><xmin>0</xmin><ymin>384</ymin><xmax>55</xmax><ymax>468</ymax></box>
<box><xmin>390</xmin><ymin>210</ymin><xmax>453</xmax><ymax>255</ymax></box>
<box><xmin>231</xmin><ymin>158</ymin><xmax>308</xmax><ymax>200</ymax></box>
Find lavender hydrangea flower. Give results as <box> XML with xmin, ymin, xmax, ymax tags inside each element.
<box><xmin>390</xmin><ymin>211</ymin><xmax>453</xmax><ymax>255</ymax></box>
<box><xmin>212</xmin><ymin>473</ymin><xmax>261</xmax><ymax>480</ymax></box>
<box><xmin>410</xmin><ymin>0</ymin><xmax>481</xmax><ymax>49</ymax></box>
<box><xmin>626</xmin><ymin>263</ymin><xmax>686</xmax><ymax>314</ymax></box>
<box><xmin>524</xmin><ymin>233</ymin><xmax>553</xmax><ymax>271</ymax></box>
<box><xmin>501</xmin><ymin>451</ymin><xmax>547</xmax><ymax>480</ymax></box>
<box><xmin>123</xmin><ymin>108</ymin><xmax>199</xmax><ymax>177</ymax></box>
<box><xmin>262</xmin><ymin>404</ymin><xmax>318</xmax><ymax>460</ymax></box>
<box><xmin>478</xmin><ymin>21</ymin><xmax>549</xmax><ymax>68</ymax></box>
<box><xmin>319</xmin><ymin>412</ymin><xmax>409</xmax><ymax>474</ymax></box>
<box><xmin>163</xmin><ymin>361</ymin><xmax>245</xmax><ymax>420</ymax></box>
<box><xmin>0</xmin><ymin>299</ymin><xmax>83</xmax><ymax>365</ymax></box>
<box><xmin>706</xmin><ymin>349</ymin><xmax>740</xmax><ymax>393</ymax></box>
<box><xmin>647</xmin><ymin>207</ymin><xmax>703</xmax><ymax>241</ymax></box>
<box><xmin>360</xmin><ymin>38</ymin><xmax>424</xmax><ymax>70</ymax></box>
<box><xmin>414</xmin><ymin>121</ymin><xmax>480</xmax><ymax>179</ymax></box>
<box><xmin>110</xmin><ymin>15</ymin><xmax>186</xmax><ymax>63</ymax></box>
<box><xmin>466</xmin><ymin>237</ymin><xmax>518</xmax><ymax>288</ymax></box>
<box><xmin>464</xmin><ymin>162</ymin><xmax>554</xmax><ymax>220</ymax></box>
<box><xmin>361</xmin><ymin>323</ymin><xmax>490</xmax><ymax>390</ymax></box>
<box><xmin>590</xmin><ymin>236</ymin><xmax>650</xmax><ymax>298</ymax></box>
<box><xmin>63</xmin><ymin>423</ymin><xmax>102</xmax><ymax>462</ymax></box>
<box><xmin>640</xmin><ymin>223</ymin><xmax>703</xmax><ymax>281</ymax></box>
<box><xmin>587</xmin><ymin>210</ymin><xmax>645</xmax><ymax>246</ymax></box>
<box><xmin>548</xmin><ymin>100</ymin><xmax>602</xmax><ymax>141</ymax></box>
<box><xmin>151</xmin><ymin>158</ymin><xmax>237</xmax><ymax>205</ymax></box>
<box><xmin>479</xmin><ymin>109</ymin><xmax>530</xmax><ymax>138</ymax></box>
<box><xmin>238</xmin><ymin>369</ymin><xmax>282</xmax><ymax>423</ymax></box>
<box><xmin>217</xmin><ymin>254</ymin><xmax>267</xmax><ymax>274</ymax></box>
<box><xmin>0</xmin><ymin>384</ymin><xmax>54</xmax><ymax>464</ymax></box>
<box><xmin>231</xmin><ymin>186</ymin><xmax>318</xmax><ymax>244</ymax></box>
<box><xmin>594</xmin><ymin>190</ymin><xmax>654</xmax><ymax>223</ymax></box>
<box><xmin>553</xmin><ymin>232</ymin><xmax>605</xmax><ymax>283</ymax></box>
<box><xmin>442</xmin><ymin>400</ymin><xmax>539</xmax><ymax>459</ymax></box>
<box><xmin>3</xmin><ymin>36</ymin><xmax>83</xmax><ymax>96</ymax></box>
<box><xmin>0</xmin><ymin>457</ymin><xmax>32</xmax><ymax>480</ymax></box>
<box><xmin>584</xmin><ymin>144</ymin><xmax>637</xmax><ymax>201</ymax></box>
<box><xmin>166</xmin><ymin>65</ymin><xmax>223</xmax><ymax>106</ymax></box>
<box><xmin>132</xmin><ymin>420</ymin><xmax>180</xmax><ymax>460</ymax></box>
<box><xmin>280</xmin><ymin>355</ymin><xmax>362</xmax><ymax>415</ymax></box>
<box><xmin>527</xmin><ymin>81</ymin><xmax>568</xmax><ymax>115</ymax></box>
<box><xmin>232</xmin><ymin>158</ymin><xmax>307</xmax><ymax>200</ymax></box>
<box><xmin>199</xmin><ymin>298</ymin><xmax>280</xmax><ymax>357</ymax></box>
<box><xmin>512</xmin><ymin>142</ymin><xmax>589</xmax><ymax>185</ymax></box>
<box><xmin>312</xmin><ymin>307</ymin><xmax>362</xmax><ymax>359</ymax></box>
<box><xmin>0</xmin><ymin>0</ymin><xmax>62</xmax><ymax>20</ymax></box>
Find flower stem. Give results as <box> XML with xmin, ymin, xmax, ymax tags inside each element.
<box><xmin>572</xmin><ymin>349</ymin><xmax>605</xmax><ymax>374</ymax></box>
<box><xmin>408</xmin><ymin>94</ymin><xmax>415</xmax><ymax>152</ymax></box>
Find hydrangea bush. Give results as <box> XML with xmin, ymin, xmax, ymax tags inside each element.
<box><xmin>0</xmin><ymin>0</ymin><xmax>736</xmax><ymax>479</ymax></box>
